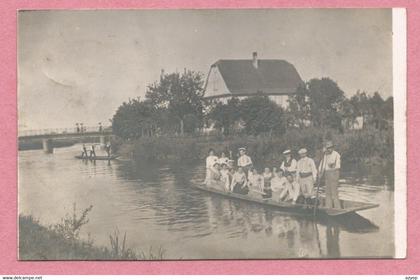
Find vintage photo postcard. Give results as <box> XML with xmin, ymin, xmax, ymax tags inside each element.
<box><xmin>17</xmin><ymin>8</ymin><xmax>406</xmax><ymax>260</ymax></box>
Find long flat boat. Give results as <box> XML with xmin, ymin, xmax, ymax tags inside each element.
<box><xmin>194</xmin><ymin>183</ymin><xmax>379</xmax><ymax>217</ymax></box>
<box><xmin>74</xmin><ymin>155</ymin><xmax>119</xmax><ymax>160</ymax></box>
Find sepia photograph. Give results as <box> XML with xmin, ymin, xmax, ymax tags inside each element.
<box><xmin>17</xmin><ymin>8</ymin><xmax>405</xmax><ymax>260</ymax></box>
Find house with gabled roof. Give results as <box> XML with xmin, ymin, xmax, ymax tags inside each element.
<box><xmin>203</xmin><ymin>52</ymin><xmax>303</xmax><ymax>108</ymax></box>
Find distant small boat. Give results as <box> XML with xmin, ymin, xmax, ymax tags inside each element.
<box><xmin>194</xmin><ymin>183</ymin><xmax>379</xmax><ymax>217</ymax></box>
<box><xmin>74</xmin><ymin>155</ymin><xmax>119</xmax><ymax>160</ymax></box>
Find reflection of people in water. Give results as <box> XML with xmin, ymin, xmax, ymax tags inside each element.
<box><xmin>326</xmin><ymin>224</ymin><xmax>341</xmax><ymax>258</ymax></box>
<box><xmin>296</xmin><ymin>220</ymin><xmax>320</xmax><ymax>258</ymax></box>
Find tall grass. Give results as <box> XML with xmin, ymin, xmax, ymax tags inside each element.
<box><xmin>19</xmin><ymin>204</ymin><xmax>168</xmax><ymax>260</ymax></box>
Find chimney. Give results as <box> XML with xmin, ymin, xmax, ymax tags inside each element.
<box><xmin>252</xmin><ymin>52</ymin><xmax>258</xmax><ymax>69</ymax></box>
<box><xmin>160</xmin><ymin>69</ymin><xmax>165</xmax><ymax>81</ymax></box>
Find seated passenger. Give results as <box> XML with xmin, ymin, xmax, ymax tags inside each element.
<box><xmin>220</xmin><ymin>163</ymin><xmax>232</xmax><ymax>192</ymax></box>
<box><xmin>218</xmin><ymin>151</ymin><xmax>229</xmax><ymax>166</ymax></box>
<box><xmin>248</xmin><ymin>168</ymin><xmax>263</xmax><ymax>197</ymax></box>
<box><xmin>262</xmin><ymin>167</ymin><xmax>273</xmax><ymax>199</ymax></box>
<box><xmin>230</xmin><ymin>167</ymin><xmax>248</xmax><ymax>195</ymax></box>
<box><xmin>208</xmin><ymin>163</ymin><xmax>225</xmax><ymax>191</ymax></box>
<box><xmin>279</xmin><ymin>172</ymin><xmax>301</xmax><ymax>203</ymax></box>
<box><xmin>209</xmin><ymin>163</ymin><xmax>222</xmax><ymax>181</ymax></box>
<box><xmin>271</xmin><ymin>169</ymin><xmax>288</xmax><ymax>195</ymax></box>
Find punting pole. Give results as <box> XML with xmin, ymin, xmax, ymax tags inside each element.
<box><xmin>313</xmin><ymin>151</ymin><xmax>326</xmax><ymax>218</ymax></box>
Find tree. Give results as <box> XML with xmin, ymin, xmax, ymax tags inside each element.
<box><xmin>286</xmin><ymin>78</ymin><xmax>345</xmax><ymax>130</ymax></box>
<box><xmin>146</xmin><ymin>70</ymin><xmax>205</xmax><ymax>135</ymax></box>
<box><xmin>307</xmin><ymin>78</ymin><xmax>345</xmax><ymax>129</ymax></box>
<box><xmin>239</xmin><ymin>96</ymin><xmax>285</xmax><ymax>136</ymax></box>
<box><xmin>286</xmin><ymin>83</ymin><xmax>311</xmax><ymax>128</ymax></box>
<box><xmin>112</xmin><ymin>98</ymin><xmax>158</xmax><ymax>139</ymax></box>
<box><xmin>208</xmin><ymin>98</ymin><xmax>241</xmax><ymax>135</ymax></box>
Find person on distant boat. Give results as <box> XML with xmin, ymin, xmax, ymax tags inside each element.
<box><xmin>90</xmin><ymin>144</ymin><xmax>97</xmax><ymax>159</ymax></box>
<box><xmin>205</xmin><ymin>149</ymin><xmax>219</xmax><ymax>184</ymax></box>
<box><xmin>279</xmin><ymin>172</ymin><xmax>301</xmax><ymax>203</ymax></box>
<box><xmin>271</xmin><ymin>169</ymin><xmax>288</xmax><ymax>198</ymax></box>
<box><xmin>81</xmin><ymin>144</ymin><xmax>88</xmax><ymax>158</ymax></box>
<box><xmin>218</xmin><ymin>151</ymin><xmax>229</xmax><ymax>166</ymax></box>
<box><xmin>237</xmin><ymin>147</ymin><xmax>252</xmax><ymax>177</ymax></box>
<box><xmin>262</xmin><ymin>167</ymin><xmax>273</xmax><ymax>199</ymax></box>
<box><xmin>319</xmin><ymin>141</ymin><xmax>342</xmax><ymax>209</ymax></box>
<box><xmin>220</xmin><ymin>163</ymin><xmax>232</xmax><ymax>192</ymax></box>
<box><xmin>280</xmin><ymin>149</ymin><xmax>297</xmax><ymax>177</ymax></box>
<box><xmin>247</xmin><ymin>168</ymin><xmax>263</xmax><ymax>197</ymax></box>
<box><xmin>105</xmin><ymin>142</ymin><xmax>112</xmax><ymax>157</ymax></box>
<box><xmin>230</xmin><ymin>167</ymin><xmax>248</xmax><ymax>194</ymax></box>
<box><xmin>296</xmin><ymin>148</ymin><xmax>317</xmax><ymax>198</ymax></box>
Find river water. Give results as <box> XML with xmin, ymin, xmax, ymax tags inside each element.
<box><xmin>19</xmin><ymin>144</ymin><xmax>395</xmax><ymax>259</ymax></box>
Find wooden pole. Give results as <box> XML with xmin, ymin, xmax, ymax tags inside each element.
<box><xmin>313</xmin><ymin>152</ymin><xmax>325</xmax><ymax>217</ymax></box>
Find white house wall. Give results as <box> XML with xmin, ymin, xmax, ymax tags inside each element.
<box><xmin>269</xmin><ymin>95</ymin><xmax>289</xmax><ymax>108</ymax></box>
<box><xmin>204</xmin><ymin>66</ymin><xmax>231</xmax><ymax>98</ymax></box>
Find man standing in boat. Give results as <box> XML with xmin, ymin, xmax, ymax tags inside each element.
<box><xmin>296</xmin><ymin>148</ymin><xmax>317</xmax><ymax>198</ymax></box>
<box><xmin>90</xmin><ymin>144</ymin><xmax>97</xmax><ymax>159</ymax></box>
<box><xmin>280</xmin><ymin>149</ymin><xmax>297</xmax><ymax>177</ymax></box>
<box><xmin>319</xmin><ymin>141</ymin><xmax>342</xmax><ymax>209</ymax></box>
<box><xmin>237</xmin><ymin>147</ymin><xmax>253</xmax><ymax>177</ymax></box>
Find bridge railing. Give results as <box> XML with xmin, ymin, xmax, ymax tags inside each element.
<box><xmin>18</xmin><ymin>126</ymin><xmax>112</xmax><ymax>137</ymax></box>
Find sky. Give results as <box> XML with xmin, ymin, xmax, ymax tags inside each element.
<box><xmin>18</xmin><ymin>9</ymin><xmax>392</xmax><ymax>130</ymax></box>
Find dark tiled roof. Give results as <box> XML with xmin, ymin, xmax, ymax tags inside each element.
<box><xmin>210</xmin><ymin>59</ymin><xmax>303</xmax><ymax>96</ymax></box>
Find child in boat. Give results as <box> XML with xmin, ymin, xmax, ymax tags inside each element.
<box><xmin>205</xmin><ymin>149</ymin><xmax>219</xmax><ymax>184</ymax></box>
<box><xmin>220</xmin><ymin>163</ymin><xmax>232</xmax><ymax>192</ymax></box>
<box><xmin>262</xmin><ymin>167</ymin><xmax>273</xmax><ymax>198</ymax></box>
<box><xmin>247</xmin><ymin>167</ymin><xmax>263</xmax><ymax>197</ymax></box>
<box><xmin>230</xmin><ymin>167</ymin><xmax>248</xmax><ymax>195</ymax></box>
<box><xmin>271</xmin><ymin>169</ymin><xmax>288</xmax><ymax>200</ymax></box>
<box><xmin>279</xmin><ymin>172</ymin><xmax>301</xmax><ymax>203</ymax></box>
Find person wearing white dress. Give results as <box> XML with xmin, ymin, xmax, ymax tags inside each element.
<box><xmin>271</xmin><ymin>169</ymin><xmax>288</xmax><ymax>200</ymax></box>
<box><xmin>247</xmin><ymin>168</ymin><xmax>263</xmax><ymax>197</ymax></box>
<box><xmin>205</xmin><ymin>149</ymin><xmax>219</xmax><ymax>184</ymax></box>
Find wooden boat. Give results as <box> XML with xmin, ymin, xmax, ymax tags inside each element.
<box><xmin>74</xmin><ymin>155</ymin><xmax>119</xmax><ymax>160</ymax></box>
<box><xmin>194</xmin><ymin>183</ymin><xmax>379</xmax><ymax>217</ymax></box>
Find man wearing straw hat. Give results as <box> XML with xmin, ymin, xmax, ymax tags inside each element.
<box><xmin>237</xmin><ymin>147</ymin><xmax>253</xmax><ymax>177</ymax></box>
<box><xmin>319</xmin><ymin>141</ymin><xmax>342</xmax><ymax>209</ymax></box>
<box><xmin>296</xmin><ymin>148</ymin><xmax>317</xmax><ymax>198</ymax></box>
<box><xmin>280</xmin><ymin>149</ymin><xmax>297</xmax><ymax>176</ymax></box>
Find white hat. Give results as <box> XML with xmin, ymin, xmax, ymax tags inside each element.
<box><xmin>325</xmin><ymin>141</ymin><xmax>334</xmax><ymax>149</ymax></box>
<box><xmin>298</xmin><ymin>148</ymin><xmax>307</xmax><ymax>155</ymax></box>
<box><xmin>283</xmin><ymin>149</ymin><xmax>291</xmax><ymax>155</ymax></box>
<box><xmin>238</xmin><ymin>147</ymin><xmax>246</xmax><ymax>151</ymax></box>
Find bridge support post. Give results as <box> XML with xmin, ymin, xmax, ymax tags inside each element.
<box><xmin>42</xmin><ymin>139</ymin><xmax>53</xmax><ymax>153</ymax></box>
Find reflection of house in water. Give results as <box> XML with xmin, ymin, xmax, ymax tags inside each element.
<box><xmin>203</xmin><ymin>52</ymin><xmax>303</xmax><ymax>108</ymax></box>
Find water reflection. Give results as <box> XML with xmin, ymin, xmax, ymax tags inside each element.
<box><xmin>18</xmin><ymin>146</ymin><xmax>394</xmax><ymax>259</ymax></box>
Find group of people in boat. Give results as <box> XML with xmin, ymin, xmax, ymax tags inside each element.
<box><xmin>204</xmin><ymin>140</ymin><xmax>342</xmax><ymax>209</ymax></box>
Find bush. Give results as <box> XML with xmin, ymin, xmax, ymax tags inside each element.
<box><xmin>115</xmin><ymin>127</ymin><xmax>394</xmax><ymax>186</ymax></box>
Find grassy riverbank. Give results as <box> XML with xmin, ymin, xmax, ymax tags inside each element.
<box><xmin>114</xmin><ymin>128</ymin><xmax>394</xmax><ymax>186</ymax></box>
<box><xmin>19</xmin><ymin>208</ymin><xmax>166</xmax><ymax>260</ymax></box>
